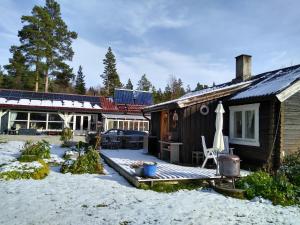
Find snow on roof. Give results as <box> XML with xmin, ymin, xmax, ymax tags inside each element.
<box><xmin>19</xmin><ymin>99</ymin><xmax>30</xmax><ymax>105</ymax></box>
<box><xmin>231</xmin><ymin>65</ymin><xmax>300</xmax><ymax>100</ymax></box>
<box><xmin>144</xmin><ymin>81</ymin><xmax>251</xmax><ymax>110</ymax></box>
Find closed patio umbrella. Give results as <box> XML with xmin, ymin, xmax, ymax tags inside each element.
<box><xmin>213</xmin><ymin>101</ymin><xmax>225</xmax><ymax>152</ymax></box>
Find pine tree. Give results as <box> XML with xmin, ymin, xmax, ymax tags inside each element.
<box><xmin>0</xmin><ymin>65</ymin><xmax>5</xmax><ymax>88</ymax></box>
<box><xmin>75</xmin><ymin>66</ymin><xmax>86</xmax><ymax>94</ymax></box>
<box><xmin>137</xmin><ymin>74</ymin><xmax>152</xmax><ymax>91</ymax></box>
<box><xmin>152</xmin><ymin>86</ymin><xmax>164</xmax><ymax>104</ymax></box>
<box><xmin>125</xmin><ymin>78</ymin><xmax>133</xmax><ymax>90</ymax></box>
<box><xmin>186</xmin><ymin>85</ymin><xmax>191</xmax><ymax>93</ymax></box>
<box><xmin>43</xmin><ymin>0</ymin><xmax>77</xmax><ymax>92</ymax></box>
<box><xmin>4</xmin><ymin>46</ymin><xmax>33</xmax><ymax>90</ymax></box>
<box><xmin>100</xmin><ymin>47</ymin><xmax>122</xmax><ymax>96</ymax></box>
<box><xmin>194</xmin><ymin>82</ymin><xmax>208</xmax><ymax>91</ymax></box>
<box><xmin>18</xmin><ymin>0</ymin><xmax>77</xmax><ymax>92</ymax></box>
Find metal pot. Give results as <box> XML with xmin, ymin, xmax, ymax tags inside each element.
<box><xmin>218</xmin><ymin>154</ymin><xmax>240</xmax><ymax>177</ymax></box>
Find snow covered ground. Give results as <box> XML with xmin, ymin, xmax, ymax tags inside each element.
<box><xmin>0</xmin><ymin>141</ymin><xmax>300</xmax><ymax>225</ymax></box>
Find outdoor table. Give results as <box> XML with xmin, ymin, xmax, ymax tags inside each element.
<box><xmin>159</xmin><ymin>140</ymin><xmax>183</xmax><ymax>163</ymax></box>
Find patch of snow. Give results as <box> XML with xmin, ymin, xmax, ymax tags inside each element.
<box><xmin>83</xmin><ymin>101</ymin><xmax>93</xmax><ymax>108</ymax></box>
<box><xmin>52</xmin><ymin>100</ymin><xmax>63</xmax><ymax>107</ymax></box>
<box><xmin>30</xmin><ymin>100</ymin><xmax>42</xmax><ymax>106</ymax></box>
<box><xmin>0</xmin><ymin>98</ymin><xmax>6</xmax><ymax>103</ymax></box>
<box><xmin>18</xmin><ymin>99</ymin><xmax>30</xmax><ymax>105</ymax></box>
<box><xmin>0</xmin><ymin>161</ymin><xmax>42</xmax><ymax>173</ymax></box>
<box><xmin>63</xmin><ymin>100</ymin><xmax>73</xmax><ymax>107</ymax></box>
<box><xmin>0</xmin><ymin>141</ymin><xmax>23</xmax><ymax>165</ymax></box>
<box><xmin>6</xmin><ymin>100</ymin><xmax>18</xmax><ymax>104</ymax></box>
<box><xmin>41</xmin><ymin>100</ymin><xmax>52</xmax><ymax>107</ymax></box>
<box><xmin>145</xmin><ymin>81</ymin><xmax>251</xmax><ymax>110</ymax></box>
<box><xmin>251</xmin><ymin>196</ymin><xmax>273</xmax><ymax>205</ymax></box>
<box><xmin>73</xmin><ymin>101</ymin><xmax>83</xmax><ymax>108</ymax></box>
<box><xmin>0</xmin><ymin>142</ymin><xmax>299</xmax><ymax>225</ymax></box>
<box><xmin>44</xmin><ymin>154</ymin><xmax>65</xmax><ymax>164</ymax></box>
<box><xmin>93</xmin><ymin>104</ymin><xmax>101</xmax><ymax>109</ymax></box>
<box><xmin>231</xmin><ymin>66</ymin><xmax>300</xmax><ymax>100</ymax></box>
<box><xmin>64</xmin><ymin>150</ymin><xmax>79</xmax><ymax>160</ymax></box>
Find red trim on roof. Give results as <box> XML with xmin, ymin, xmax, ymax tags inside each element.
<box><xmin>99</xmin><ymin>97</ymin><xmax>145</xmax><ymax>113</ymax></box>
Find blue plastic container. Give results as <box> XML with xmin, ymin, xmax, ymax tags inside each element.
<box><xmin>143</xmin><ymin>163</ymin><xmax>157</xmax><ymax>177</ymax></box>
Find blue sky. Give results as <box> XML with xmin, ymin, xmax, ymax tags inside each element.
<box><xmin>1</xmin><ymin>0</ymin><xmax>300</xmax><ymax>90</ymax></box>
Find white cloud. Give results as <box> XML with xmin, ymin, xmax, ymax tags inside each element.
<box><xmin>118</xmin><ymin>48</ymin><xmax>233</xmax><ymax>89</ymax></box>
<box><xmin>69</xmin><ymin>38</ymin><xmax>233</xmax><ymax>90</ymax></box>
<box><xmin>68</xmin><ymin>37</ymin><xmax>107</xmax><ymax>88</ymax></box>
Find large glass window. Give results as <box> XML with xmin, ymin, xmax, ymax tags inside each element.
<box><xmin>233</xmin><ymin>111</ymin><xmax>242</xmax><ymax>138</ymax></box>
<box><xmin>9</xmin><ymin>112</ymin><xmax>28</xmax><ymax>130</ymax></box>
<box><xmin>245</xmin><ymin>110</ymin><xmax>255</xmax><ymax>139</ymax></box>
<box><xmin>229</xmin><ymin>104</ymin><xmax>260</xmax><ymax>146</ymax></box>
<box><xmin>48</xmin><ymin>114</ymin><xmax>62</xmax><ymax>121</ymax></box>
<box><xmin>30</xmin><ymin>113</ymin><xmax>46</xmax><ymax>121</ymax></box>
<box><xmin>48</xmin><ymin>113</ymin><xmax>63</xmax><ymax>130</ymax></box>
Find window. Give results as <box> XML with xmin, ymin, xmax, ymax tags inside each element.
<box><xmin>48</xmin><ymin>113</ymin><xmax>63</xmax><ymax>130</ymax></box>
<box><xmin>229</xmin><ymin>103</ymin><xmax>260</xmax><ymax>146</ymax></box>
<box><xmin>9</xmin><ymin>112</ymin><xmax>28</xmax><ymax>130</ymax></box>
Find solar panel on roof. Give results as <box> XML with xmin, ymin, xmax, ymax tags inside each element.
<box><xmin>0</xmin><ymin>89</ymin><xmax>102</xmax><ymax>108</ymax></box>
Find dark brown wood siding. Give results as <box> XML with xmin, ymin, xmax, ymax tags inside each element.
<box><xmin>224</xmin><ymin>99</ymin><xmax>280</xmax><ymax>170</ymax></box>
<box><xmin>150</xmin><ymin>112</ymin><xmax>161</xmax><ymax>138</ymax></box>
<box><xmin>282</xmin><ymin>91</ymin><xmax>300</xmax><ymax>155</ymax></box>
<box><xmin>180</xmin><ymin>100</ymin><xmax>219</xmax><ymax>164</ymax></box>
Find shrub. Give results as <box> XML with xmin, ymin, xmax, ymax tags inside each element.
<box><xmin>19</xmin><ymin>140</ymin><xmax>51</xmax><ymax>162</ymax></box>
<box><xmin>279</xmin><ymin>152</ymin><xmax>300</xmax><ymax>186</ymax></box>
<box><xmin>0</xmin><ymin>159</ymin><xmax>49</xmax><ymax>180</ymax></box>
<box><xmin>61</xmin><ymin>147</ymin><xmax>103</xmax><ymax>174</ymax></box>
<box><xmin>86</xmin><ymin>133</ymin><xmax>101</xmax><ymax>149</ymax></box>
<box><xmin>139</xmin><ymin>180</ymin><xmax>207</xmax><ymax>193</ymax></box>
<box><xmin>60</xmin><ymin>127</ymin><xmax>73</xmax><ymax>147</ymax></box>
<box><xmin>236</xmin><ymin>171</ymin><xmax>298</xmax><ymax>206</ymax></box>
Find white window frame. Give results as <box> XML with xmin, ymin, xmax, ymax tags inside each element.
<box><xmin>229</xmin><ymin>103</ymin><xmax>260</xmax><ymax>146</ymax></box>
<box><xmin>104</xmin><ymin>118</ymin><xmax>149</xmax><ymax>132</ymax></box>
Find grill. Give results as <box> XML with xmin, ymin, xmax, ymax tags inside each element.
<box><xmin>218</xmin><ymin>154</ymin><xmax>240</xmax><ymax>177</ymax></box>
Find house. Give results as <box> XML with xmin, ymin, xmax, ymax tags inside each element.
<box><xmin>0</xmin><ymin>88</ymin><xmax>152</xmax><ymax>135</ymax></box>
<box><xmin>0</xmin><ymin>89</ymin><xmax>102</xmax><ymax>135</ymax></box>
<box><xmin>100</xmin><ymin>89</ymin><xmax>152</xmax><ymax>133</ymax></box>
<box><xmin>143</xmin><ymin>55</ymin><xmax>300</xmax><ymax>170</ymax></box>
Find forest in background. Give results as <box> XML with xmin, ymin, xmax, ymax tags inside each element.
<box><xmin>0</xmin><ymin>0</ymin><xmax>210</xmax><ymax>104</ymax></box>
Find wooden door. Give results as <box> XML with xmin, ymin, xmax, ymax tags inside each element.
<box><xmin>160</xmin><ymin>110</ymin><xmax>169</xmax><ymax>140</ymax></box>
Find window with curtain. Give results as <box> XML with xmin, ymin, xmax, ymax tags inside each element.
<box><xmin>229</xmin><ymin>103</ymin><xmax>260</xmax><ymax>146</ymax></box>
<box><xmin>9</xmin><ymin>112</ymin><xmax>28</xmax><ymax>130</ymax></box>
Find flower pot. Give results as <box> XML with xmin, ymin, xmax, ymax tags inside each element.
<box><xmin>134</xmin><ymin>167</ymin><xmax>144</xmax><ymax>176</ymax></box>
<box><xmin>143</xmin><ymin>163</ymin><xmax>157</xmax><ymax>177</ymax></box>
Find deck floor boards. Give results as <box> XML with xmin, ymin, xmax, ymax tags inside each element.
<box><xmin>101</xmin><ymin>150</ymin><xmax>236</xmax><ymax>186</ymax></box>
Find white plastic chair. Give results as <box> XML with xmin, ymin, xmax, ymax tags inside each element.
<box><xmin>223</xmin><ymin>136</ymin><xmax>234</xmax><ymax>154</ymax></box>
<box><xmin>201</xmin><ymin>136</ymin><xmax>218</xmax><ymax>168</ymax></box>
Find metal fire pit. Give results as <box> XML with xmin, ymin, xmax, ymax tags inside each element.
<box><xmin>218</xmin><ymin>154</ymin><xmax>240</xmax><ymax>177</ymax></box>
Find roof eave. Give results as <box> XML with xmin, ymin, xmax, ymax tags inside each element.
<box><xmin>276</xmin><ymin>79</ymin><xmax>300</xmax><ymax>102</ymax></box>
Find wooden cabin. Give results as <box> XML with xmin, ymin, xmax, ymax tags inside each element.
<box><xmin>143</xmin><ymin>55</ymin><xmax>300</xmax><ymax>170</ymax></box>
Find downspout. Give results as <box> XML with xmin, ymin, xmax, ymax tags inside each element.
<box><xmin>266</xmin><ymin>99</ymin><xmax>281</xmax><ymax>172</ymax></box>
<box><xmin>142</xmin><ymin>109</ymin><xmax>151</xmax><ymax>132</ymax></box>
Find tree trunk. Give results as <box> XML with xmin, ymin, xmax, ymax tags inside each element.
<box><xmin>35</xmin><ymin>70</ymin><xmax>39</xmax><ymax>92</ymax></box>
<box><xmin>45</xmin><ymin>69</ymin><xmax>49</xmax><ymax>93</ymax></box>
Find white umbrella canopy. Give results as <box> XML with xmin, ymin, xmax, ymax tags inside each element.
<box><xmin>213</xmin><ymin>101</ymin><xmax>225</xmax><ymax>152</ymax></box>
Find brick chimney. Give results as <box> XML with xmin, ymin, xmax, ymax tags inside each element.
<box><xmin>234</xmin><ymin>54</ymin><xmax>252</xmax><ymax>82</ymax></box>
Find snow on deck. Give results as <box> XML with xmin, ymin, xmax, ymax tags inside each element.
<box><xmin>102</xmin><ymin>149</ymin><xmax>223</xmax><ymax>182</ymax></box>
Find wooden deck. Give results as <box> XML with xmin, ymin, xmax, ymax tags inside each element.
<box><xmin>101</xmin><ymin>149</ymin><xmax>242</xmax><ymax>187</ymax></box>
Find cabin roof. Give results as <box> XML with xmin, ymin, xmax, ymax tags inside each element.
<box><xmin>230</xmin><ymin>64</ymin><xmax>300</xmax><ymax>101</ymax></box>
<box><xmin>144</xmin><ymin>64</ymin><xmax>300</xmax><ymax>112</ymax></box>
